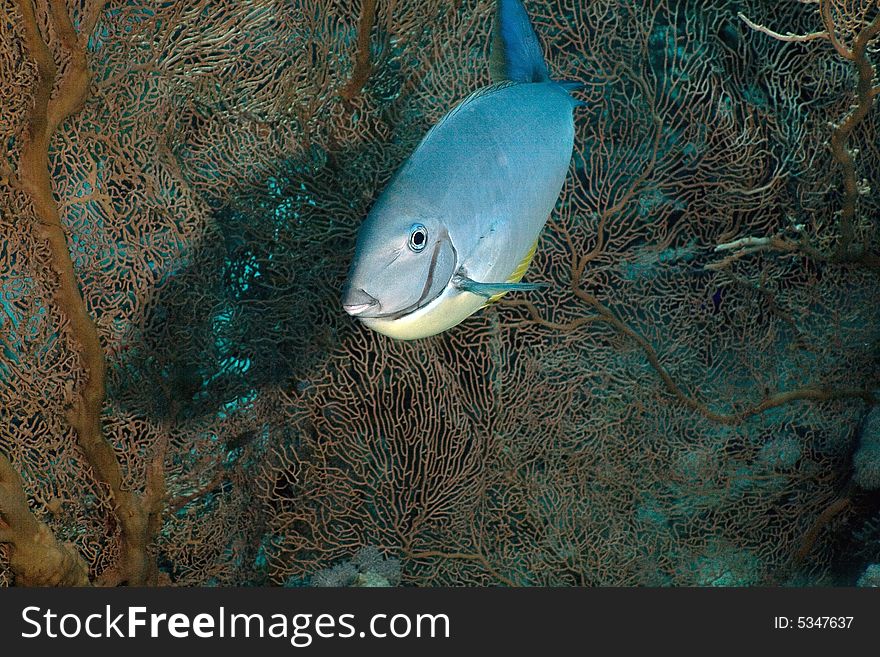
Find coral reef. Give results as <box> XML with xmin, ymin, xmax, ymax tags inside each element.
<box><xmin>1</xmin><ymin>0</ymin><xmax>878</xmax><ymax>586</ymax></box>
<box><xmin>310</xmin><ymin>546</ymin><xmax>402</xmax><ymax>587</ymax></box>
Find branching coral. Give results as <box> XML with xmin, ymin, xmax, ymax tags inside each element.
<box><xmin>310</xmin><ymin>545</ymin><xmax>401</xmax><ymax>587</ymax></box>
<box><xmin>0</xmin><ymin>453</ymin><xmax>89</xmax><ymax>585</ymax></box>
<box><xmin>1</xmin><ymin>0</ymin><xmax>878</xmax><ymax>587</ymax></box>
<box><xmin>8</xmin><ymin>0</ymin><xmax>165</xmax><ymax>586</ymax></box>
<box><xmin>719</xmin><ymin>0</ymin><xmax>880</xmax><ymax>267</ymax></box>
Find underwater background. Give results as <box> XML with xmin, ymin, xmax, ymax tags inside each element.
<box><xmin>1</xmin><ymin>0</ymin><xmax>879</xmax><ymax>586</ymax></box>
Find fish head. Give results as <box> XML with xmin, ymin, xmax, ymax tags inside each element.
<box><xmin>342</xmin><ymin>208</ymin><xmax>457</xmax><ymax>321</ymax></box>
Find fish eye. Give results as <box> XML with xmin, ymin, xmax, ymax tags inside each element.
<box><xmin>409</xmin><ymin>224</ymin><xmax>428</xmax><ymax>252</ymax></box>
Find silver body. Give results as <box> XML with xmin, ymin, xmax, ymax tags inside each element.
<box><xmin>344</xmin><ymin>81</ymin><xmax>576</xmax><ymax>340</ymax></box>
<box><xmin>395</xmin><ymin>81</ymin><xmax>574</xmax><ymax>287</ymax></box>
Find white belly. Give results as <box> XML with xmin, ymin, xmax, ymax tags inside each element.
<box><xmin>360</xmin><ymin>287</ymin><xmax>484</xmax><ymax>340</ymax></box>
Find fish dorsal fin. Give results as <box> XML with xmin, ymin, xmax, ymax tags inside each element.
<box><xmin>489</xmin><ymin>0</ymin><xmax>550</xmax><ymax>84</ymax></box>
<box><xmin>483</xmin><ymin>237</ymin><xmax>540</xmax><ymax>306</ymax></box>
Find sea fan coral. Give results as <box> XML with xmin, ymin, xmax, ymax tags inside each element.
<box><xmin>1</xmin><ymin>0</ymin><xmax>878</xmax><ymax>587</ymax></box>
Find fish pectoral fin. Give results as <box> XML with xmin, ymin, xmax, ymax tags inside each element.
<box><xmin>454</xmin><ymin>275</ymin><xmax>545</xmax><ymax>299</ymax></box>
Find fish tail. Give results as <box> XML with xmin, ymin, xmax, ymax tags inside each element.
<box><xmin>489</xmin><ymin>0</ymin><xmax>550</xmax><ymax>84</ymax></box>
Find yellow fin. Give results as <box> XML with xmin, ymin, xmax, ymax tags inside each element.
<box><xmin>483</xmin><ymin>238</ymin><xmax>539</xmax><ymax>307</ymax></box>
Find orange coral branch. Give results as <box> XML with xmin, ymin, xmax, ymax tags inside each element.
<box><xmin>80</xmin><ymin>0</ymin><xmax>111</xmax><ymax>42</ymax></box>
<box><xmin>818</xmin><ymin>0</ymin><xmax>855</xmax><ymax>60</ymax></box>
<box><xmin>500</xmin><ymin>298</ymin><xmax>602</xmax><ymax>332</ymax></box>
<box><xmin>168</xmin><ymin>470</ymin><xmax>227</xmax><ymax>514</ymax></box>
<box><xmin>741</xmin><ymin>2</ymin><xmax>880</xmax><ymax>261</ymax></box>
<box><xmin>0</xmin><ymin>454</ymin><xmax>90</xmax><ymax>586</ymax></box>
<box><xmin>521</xmin><ymin>250</ymin><xmax>875</xmax><ymax>425</ymax></box>
<box><xmin>793</xmin><ymin>485</ymin><xmax>854</xmax><ymax>565</ymax></box>
<box><xmin>14</xmin><ymin>0</ymin><xmax>159</xmax><ymax>586</ymax></box>
<box><xmin>829</xmin><ymin>10</ymin><xmax>880</xmax><ymax>257</ymax></box>
<box><xmin>340</xmin><ymin>0</ymin><xmax>378</xmax><ymax>102</ymax></box>
<box><xmin>405</xmin><ymin>548</ymin><xmax>517</xmax><ymax>587</ymax></box>
<box><xmin>574</xmin><ymin>288</ymin><xmax>874</xmax><ymax>426</ymax></box>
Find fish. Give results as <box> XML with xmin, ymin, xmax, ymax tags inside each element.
<box><xmin>341</xmin><ymin>0</ymin><xmax>581</xmax><ymax>340</ymax></box>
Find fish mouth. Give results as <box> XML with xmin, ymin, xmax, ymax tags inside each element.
<box><xmin>342</xmin><ymin>288</ymin><xmax>381</xmax><ymax>317</ymax></box>
<box><xmin>355</xmin><ymin>234</ymin><xmax>457</xmax><ymax>321</ymax></box>
<box><xmin>344</xmin><ymin>301</ymin><xmax>379</xmax><ymax>316</ymax></box>
<box><xmin>343</xmin><ymin>230</ymin><xmax>457</xmax><ymax>321</ymax></box>
<box><xmin>349</xmin><ymin>294</ymin><xmax>431</xmax><ymax>321</ymax></box>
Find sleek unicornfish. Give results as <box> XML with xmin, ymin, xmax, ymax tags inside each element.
<box><xmin>342</xmin><ymin>0</ymin><xmax>580</xmax><ymax>340</ymax></box>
